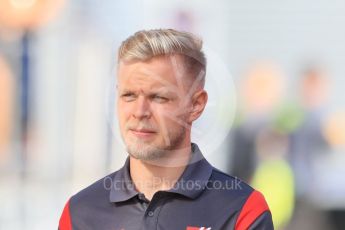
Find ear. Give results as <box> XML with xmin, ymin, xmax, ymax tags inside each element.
<box><xmin>188</xmin><ymin>90</ymin><xmax>208</xmax><ymax>123</ymax></box>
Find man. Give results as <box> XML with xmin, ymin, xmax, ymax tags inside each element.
<box><xmin>59</xmin><ymin>29</ymin><xmax>273</xmax><ymax>230</ymax></box>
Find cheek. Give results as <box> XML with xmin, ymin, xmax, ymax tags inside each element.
<box><xmin>117</xmin><ymin>102</ymin><xmax>131</xmax><ymax>129</ymax></box>
<box><xmin>153</xmin><ymin>105</ymin><xmax>184</xmax><ymax>128</ymax></box>
<box><xmin>117</xmin><ymin>101</ymin><xmax>132</xmax><ymax>118</ymax></box>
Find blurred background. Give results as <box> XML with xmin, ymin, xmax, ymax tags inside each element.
<box><xmin>1</xmin><ymin>0</ymin><xmax>345</xmax><ymax>229</ymax></box>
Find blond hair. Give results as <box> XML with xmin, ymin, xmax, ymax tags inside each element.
<box><xmin>118</xmin><ymin>29</ymin><xmax>206</xmax><ymax>87</ymax></box>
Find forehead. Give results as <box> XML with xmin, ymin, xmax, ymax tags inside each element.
<box><xmin>117</xmin><ymin>55</ymin><xmax>186</xmax><ymax>89</ymax></box>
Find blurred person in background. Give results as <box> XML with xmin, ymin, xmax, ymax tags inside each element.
<box><xmin>0</xmin><ymin>56</ymin><xmax>14</xmax><ymax>166</ymax></box>
<box><xmin>58</xmin><ymin>29</ymin><xmax>273</xmax><ymax>230</ymax></box>
<box><xmin>251</xmin><ymin>128</ymin><xmax>295</xmax><ymax>230</ymax></box>
<box><xmin>320</xmin><ymin>110</ymin><xmax>345</xmax><ymax>230</ymax></box>
<box><xmin>228</xmin><ymin>61</ymin><xmax>285</xmax><ymax>183</ymax></box>
<box><xmin>285</xmin><ymin>65</ymin><xmax>333</xmax><ymax>230</ymax></box>
<box><xmin>288</xmin><ymin>65</ymin><xmax>330</xmax><ymax>199</ymax></box>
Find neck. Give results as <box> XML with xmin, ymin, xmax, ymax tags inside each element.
<box><xmin>129</xmin><ymin>143</ymin><xmax>192</xmax><ymax>201</ymax></box>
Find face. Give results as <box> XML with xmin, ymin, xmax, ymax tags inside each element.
<box><xmin>117</xmin><ymin>55</ymin><xmax>207</xmax><ymax>161</ymax></box>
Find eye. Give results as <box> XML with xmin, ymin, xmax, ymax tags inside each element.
<box><xmin>120</xmin><ymin>92</ymin><xmax>137</xmax><ymax>102</ymax></box>
<box><xmin>152</xmin><ymin>95</ymin><xmax>169</xmax><ymax>103</ymax></box>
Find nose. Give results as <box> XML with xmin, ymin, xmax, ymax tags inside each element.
<box><xmin>132</xmin><ymin>96</ymin><xmax>151</xmax><ymax>120</ymax></box>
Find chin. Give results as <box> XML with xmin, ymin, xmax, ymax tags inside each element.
<box><xmin>126</xmin><ymin>141</ymin><xmax>166</xmax><ymax>161</ymax></box>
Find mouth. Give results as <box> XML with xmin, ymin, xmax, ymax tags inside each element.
<box><xmin>129</xmin><ymin>129</ymin><xmax>157</xmax><ymax>138</ymax></box>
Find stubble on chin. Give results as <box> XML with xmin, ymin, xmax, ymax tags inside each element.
<box><xmin>125</xmin><ymin>128</ymin><xmax>186</xmax><ymax>161</ymax></box>
<box><xmin>126</xmin><ymin>139</ymin><xmax>166</xmax><ymax>161</ymax></box>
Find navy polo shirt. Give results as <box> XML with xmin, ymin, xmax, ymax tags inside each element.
<box><xmin>59</xmin><ymin>143</ymin><xmax>273</xmax><ymax>230</ymax></box>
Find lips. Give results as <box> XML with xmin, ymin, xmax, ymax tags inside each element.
<box><xmin>129</xmin><ymin>129</ymin><xmax>156</xmax><ymax>137</ymax></box>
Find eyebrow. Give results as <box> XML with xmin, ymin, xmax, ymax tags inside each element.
<box><xmin>119</xmin><ymin>89</ymin><xmax>136</xmax><ymax>94</ymax></box>
<box><xmin>119</xmin><ymin>88</ymin><xmax>177</xmax><ymax>99</ymax></box>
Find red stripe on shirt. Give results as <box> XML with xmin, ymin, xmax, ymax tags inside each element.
<box><xmin>59</xmin><ymin>200</ymin><xmax>72</xmax><ymax>230</ymax></box>
<box><xmin>235</xmin><ymin>190</ymin><xmax>269</xmax><ymax>230</ymax></box>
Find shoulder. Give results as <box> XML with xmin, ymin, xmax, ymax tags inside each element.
<box><xmin>59</xmin><ymin>171</ymin><xmax>118</xmax><ymax>230</ymax></box>
<box><xmin>208</xmin><ymin>167</ymin><xmax>254</xmax><ymax>200</ymax></box>
<box><xmin>208</xmin><ymin>168</ymin><xmax>273</xmax><ymax>229</ymax></box>
<box><xmin>61</xmin><ymin>170</ymin><xmax>119</xmax><ymax>217</ymax></box>
<box><xmin>70</xmin><ymin>170</ymin><xmax>118</xmax><ymax>208</ymax></box>
<box><xmin>58</xmin><ymin>170</ymin><xmax>120</xmax><ymax>229</ymax></box>
<box><xmin>209</xmin><ymin>167</ymin><xmax>269</xmax><ymax>209</ymax></box>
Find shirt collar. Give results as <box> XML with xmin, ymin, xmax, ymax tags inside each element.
<box><xmin>109</xmin><ymin>157</ymin><xmax>138</xmax><ymax>203</ymax></box>
<box><xmin>109</xmin><ymin>143</ymin><xmax>213</xmax><ymax>203</ymax></box>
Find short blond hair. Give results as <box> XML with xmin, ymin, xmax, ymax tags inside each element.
<box><xmin>118</xmin><ymin>29</ymin><xmax>206</xmax><ymax>87</ymax></box>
